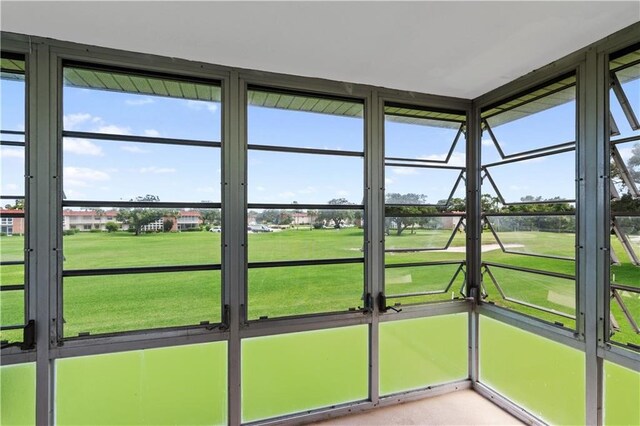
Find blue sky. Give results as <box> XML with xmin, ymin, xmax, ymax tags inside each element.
<box><xmin>1</xmin><ymin>75</ymin><xmax>638</xmax><ymax>208</ymax></box>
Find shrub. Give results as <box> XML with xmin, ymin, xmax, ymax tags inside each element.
<box><xmin>105</xmin><ymin>222</ymin><xmax>119</xmax><ymax>233</ymax></box>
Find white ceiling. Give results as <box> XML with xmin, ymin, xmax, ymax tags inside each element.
<box><xmin>1</xmin><ymin>1</ymin><xmax>639</xmax><ymax>99</ymax></box>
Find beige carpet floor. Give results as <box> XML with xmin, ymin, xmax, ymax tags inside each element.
<box><xmin>312</xmin><ymin>390</ymin><xmax>524</xmax><ymax>426</ymax></box>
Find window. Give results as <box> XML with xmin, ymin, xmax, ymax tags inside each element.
<box><xmin>61</xmin><ymin>63</ymin><xmax>222</xmax><ymax>337</ymax></box>
<box><xmin>383</xmin><ymin>104</ymin><xmax>467</xmax><ymax>307</ymax></box>
<box><xmin>0</xmin><ymin>52</ymin><xmax>28</xmax><ymax>346</ymax></box>
<box><xmin>480</xmin><ymin>74</ymin><xmax>577</xmax><ymax>329</ymax></box>
<box><xmin>608</xmin><ymin>45</ymin><xmax>640</xmax><ymax>351</ymax></box>
<box><xmin>246</xmin><ymin>87</ymin><xmax>365</xmax><ymax>319</ymax></box>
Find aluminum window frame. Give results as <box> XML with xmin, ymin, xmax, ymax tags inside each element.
<box><xmin>0</xmin><ymin>50</ymin><xmax>30</xmax><ymax>350</ymax></box>
<box><xmin>244</xmin><ymin>83</ymin><xmax>369</xmax><ymax>322</ymax></box>
<box><xmin>605</xmin><ymin>42</ymin><xmax>640</xmax><ymax>354</ymax></box>
<box><xmin>477</xmin><ymin>70</ymin><xmax>580</xmax><ymax>331</ymax></box>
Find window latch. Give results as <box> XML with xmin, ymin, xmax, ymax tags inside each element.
<box><xmin>378</xmin><ymin>292</ymin><xmax>402</xmax><ymax>313</ymax></box>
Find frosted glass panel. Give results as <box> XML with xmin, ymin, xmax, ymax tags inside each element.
<box><xmin>55</xmin><ymin>342</ymin><xmax>227</xmax><ymax>425</ymax></box>
<box><xmin>380</xmin><ymin>313</ymin><xmax>468</xmax><ymax>395</ymax></box>
<box><xmin>479</xmin><ymin>316</ymin><xmax>585</xmax><ymax>425</ymax></box>
<box><xmin>604</xmin><ymin>361</ymin><xmax>640</xmax><ymax>426</ymax></box>
<box><xmin>242</xmin><ymin>325</ymin><xmax>368</xmax><ymax>422</ymax></box>
<box><xmin>1</xmin><ymin>363</ymin><xmax>35</xmax><ymax>426</ymax></box>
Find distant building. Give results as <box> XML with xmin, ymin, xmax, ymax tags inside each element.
<box><xmin>0</xmin><ymin>209</ymin><xmax>25</xmax><ymax>236</ymax></box>
<box><xmin>62</xmin><ymin>209</ymin><xmax>203</xmax><ymax>232</ymax></box>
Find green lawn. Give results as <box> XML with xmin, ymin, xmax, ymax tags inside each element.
<box><xmin>0</xmin><ymin>228</ymin><xmax>638</xmax><ymax>347</ymax></box>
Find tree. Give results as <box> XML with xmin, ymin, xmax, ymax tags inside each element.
<box><xmin>116</xmin><ymin>195</ymin><xmax>165</xmax><ymax>236</ymax></box>
<box><xmin>612</xmin><ymin>143</ymin><xmax>640</xmax><ymax>195</ymax></box>
<box><xmin>163</xmin><ymin>218</ymin><xmax>174</xmax><ymax>232</ymax></box>
<box><xmin>481</xmin><ymin>194</ymin><xmax>501</xmax><ymax>213</ymax></box>
<box><xmin>199</xmin><ymin>209</ymin><xmax>221</xmax><ymax>226</ymax></box>
<box><xmin>105</xmin><ymin>221</ymin><xmax>119</xmax><ymax>233</ymax></box>
<box><xmin>384</xmin><ymin>193</ymin><xmax>435</xmax><ymax>236</ymax></box>
<box><xmin>4</xmin><ymin>199</ymin><xmax>24</xmax><ymax>210</ymax></box>
<box><xmin>256</xmin><ymin>209</ymin><xmax>291</xmax><ymax>225</ymax></box>
<box><xmin>317</xmin><ymin>198</ymin><xmax>356</xmax><ymax>228</ymax></box>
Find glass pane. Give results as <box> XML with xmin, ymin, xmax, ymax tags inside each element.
<box><xmin>480</xmin><ymin>316</ymin><xmax>585</xmax><ymax>425</ymax></box>
<box><xmin>385</xmin><ymin>166</ymin><xmax>464</xmax><ymax>204</ymax></box>
<box><xmin>483</xmin><ymin>83</ymin><xmax>576</xmax><ymax>160</ymax></box>
<box><xmin>1</xmin><ymin>363</ymin><xmax>35</xmax><ymax>426</ymax></box>
<box><xmin>483</xmin><ymin>150</ymin><xmax>576</xmax><ymax>204</ymax></box>
<box><xmin>248</xmin><ymin>151</ymin><xmax>363</xmax><ymax>205</ymax></box>
<box><xmin>247</xmin><ymin>209</ymin><xmax>363</xmax><ymax>262</ymax></box>
<box><xmin>1</xmin><ymin>146</ymin><xmax>25</xmax><ymax>195</ymax></box>
<box><xmin>241</xmin><ymin>325</ymin><xmax>368</xmax><ymax>422</ymax></box>
<box><xmin>611</xmin><ymin>140</ymin><xmax>640</xmax><ymax>194</ymax></box>
<box><xmin>610</xmin><ymin>215</ymin><xmax>640</xmax><ymax>348</ymax></box>
<box><xmin>248</xmin><ymin>92</ymin><xmax>363</xmax><ymax>152</ymax></box>
<box><xmin>63</xmin><ymin>139</ymin><xmax>220</xmax><ymax>202</ymax></box>
<box><xmin>63</xmin><ymin>67</ymin><xmax>221</xmax><ymax>141</ymax></box>
<box><xmin>384</xmin><ymin>116</ymin><xmax>464</xmax><ymax>161</ymax></box>
<box><xmin>63</xmin><ymin>208</ymin><xmax>221</xmax><ymax>269</ymax></box>
<box><xmin>0</xmin><ymin>289</ymin><xmax>24</xmax><ymax>343</ymax></box>
<box><xmin>63</xmin><ymin>271</ymin><xmax>221</xmax><ymax>337</ymax></box>
<box><xmin>0</xmin><ymin>233</ymin><xmax>24</xmax><ymax>261</ymax></box>
<box><xmin>247</xmin><ymin>263</ymin><xmax>363</xmax><ymax>320</ymax></box>
<box><xmin>55</xmin><ymin>342</ymin><xmax>227</xmax><ymax>425</ymax></box>
<box><xmin>482</xmin><ymin>265</ymin><xmax>575</xmax><ymax>328</ymax></box>
<box><xmin>604</xmin><ymin>361</ymin><xmax>640</xmax><ymax>426</ymax></box>
<box><xmin>1</xmin><ymin>74</ymin><xmax>25</xmax><ymax>132</ymax></box>
<box><xmin>384</xmin><ymin>215</ymin><xmax>465</xmax><ymax>250</ymax></box>
<box><xmin>385</xmin><ymin>264</ymin><xmax>466</xmax><ymax>305</ymax></box>
<box><xmin>379</xmin><ymin>314</ymin><xmax>468</xmax><ymax>395</ymax></box>
<box><xmin>486</xmin><ymin>215</ymin><xmax>575</xmax><ymax>259</ymax></box>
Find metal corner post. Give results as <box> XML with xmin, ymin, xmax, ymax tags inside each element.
<box><xmin>467</xmin><ymin>102</ymin><xmax>482</xmax><ymax>384</ymax></box>
<box><xmin>366</xmin><ymin>89</ymin><xmax>384</xmax><ymax>405</ymax></box>
<box><xmin>31</xmin><ymin>41</ymin><xmax>57</xmax><ymax>425</ymax></box>
<box><xmin>581</xmin><ymin>48</ymin><xmax>606</xmax><ymax>426</ymax></box>
<box><xmin>226</xmin><ymin>70</ymin><xmax>244</xmax><ymax>426</ymax></box>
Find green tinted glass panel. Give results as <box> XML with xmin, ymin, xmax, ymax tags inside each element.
<box><xmin>604</xmin><ymin>361</ymin><xmax>640</xmax><ymax>426</ymax></box>
<box><xmin>242</xmin><ymin>325</ymin><xmax>368</xmax><ymax>422</ymax></box>
<box><xmin>479</xmin><ymin>316</ymin><xmax>585</xmax><ymax>425</ymax></box>
<box><xmin>55</xmin><ymin>342</ymin><xmax>227</xmax><ymax>425</ymax></box>
<box><xmin>380</xmin><ymin>313</ymin><xmax>468</xmax><ymax>395</ymax></box>
<box><xmin>1</xmin><ymin>363</ymin><xmax>35</xmax><ymax>426</ymax></box>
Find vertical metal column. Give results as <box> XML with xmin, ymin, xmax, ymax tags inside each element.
<box><xmin>581</xmin><ymin>49</ymin><xmax>606</xmax><ymax>426</ymax></box>
<box><xmin>367</xmin><ymin>90</ymin><xmax>383</xmax><ymax>405</ymax></box>
<box><xmin>32</xmin><ymin>42</ymin><xmax>56</xmax><ymax>425</ymax></box>
<box><xmin>225</xmin><ymin>70</ymin><xmax>244</xmax><ymax>426</ymax></box>
<box><xmin>466</xmin><ymin>103</ymin><xmax>482</xmax><ymax>384</ymax></box>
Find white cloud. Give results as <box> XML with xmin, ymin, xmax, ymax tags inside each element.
<box><xmin>64</xmin><ymin>167</ymin><xmax>110</xmax><ymax>181</ymax></box>
<box><xmin>64</xmin><ymin>138</ymin><xmax>104</xmax><ymax>156</ymax></box>
<box><xmin>278</xmin><ymin>191</ymin><xmax>296</xmax><ymax>199</ymax></box>
<box><xmin>196</xmin><ymin>186</ymin><xmax>216</xmax><ymax>193</ymax></box>
<box><xmin>65</xmin><ymin>179</ymin><xmax>91</xmax><ymax>188</ymax></box>
<box><xmin>0</xmin><ymin>148</ymin><xmax>24</xmax><ymax>159</ymax></box>
<box><xmin>143</xmin><ymin>129</ymin><xmax>161</xmax><ymax>137</ymax></box>
<box><xmin>418</xmin><ymin>152</ymin><xmax>466</xmax><ymax>167</ymax></box>
<box><xmin>336</xmin><ymin>190</ymin><xmax>349</xmax><ymax>197</ymax></box>
<box><xmin>186</xmin><ymin>100</ymin><xmax>219</xmax><ymax>114</ymax></box>
<box><xmin>481</xmin><ymin>138</ymin><xmax>494</xmax><ymax>147</ymax></box>
<box><xmin>96</xmin><ymin>124</ymin><xmax>131</xmax><ymax>135</ymax></box>
<box><xmin>3</xmin><ymin>183</ymin><xmax>18</xmax><ymax>191</ymax></box>
<box><xmin>121</xmin><ymin>145</ymin><xmax>149</xmax><ymax>154</ymax></box>
<box><xmin>64</xmin><ymin>189</ymin><xmax>86</xmax><ymax>199</ymax></box>
<box><xmin>256</xmin><ymin>186</ymin><xmax>265</xmax><ymax>192</ymax></box>
<box><xmin>139</xmin><ymin>167</ymin><xmax>176</xmax><ymax>174</ymax></box>
<box><xmin>391</xmin><ymin>167</ymin><xmax>419</xmax><ymax>176</ymax></box>
<box><xmin>63</xmin><ymin>113</ymin><xmax>93</xmax><ymax>130</ymax></box>
<box><xmin>125</xmin><ymin>98</ymin><xmax>154</xmax><ymax>106</ymax></box>
<box><xmin>385</xmin><ymin>178</ymin><xmax>394</xmax><ymax>185</ymax></box>
<box><xmin>297</xmin><ymin>186</ymin><xmax>316</xmax><ymax>194</ymax></box>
